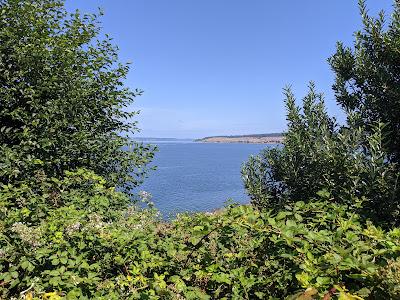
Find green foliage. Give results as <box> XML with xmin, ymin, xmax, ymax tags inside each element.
<box><xmin>242</xmin><ymin>1</ymin><xmax>400</xmax><ymax>226</ymax></box>
<box><xmin>0</xmin><ymin>0</ymin><xmax>155</xmax><ymax>189</ymax></box>
<box><xmin>0</xmin><ymin>169</ymin><xmax>130</xmax><ymax>226</ymax></box>
<box><xmin>1</xmin><ymin>0</ymin><xmax>400</xmax><ymax>299</ymax></box>
<box><xmin>171</xmin><ymin>201</ymin><xmax>400</xmax><ymax>299</ymax></box>
<box><xmin>329</xmin><ymin>0</ymin><xmax>400</xmax><ymax>163</ymax></box>
<box><xmin>2</xmin><ymin>175</ymin><xmax>400</xmax><ymax>299</ymax></box>
<box><xmin>0</xmin><ymin>170</ymin><xmax>167</xmax><ymax>299</ymax></box>
<box><xmin>242</xmin><ymin>83</ymin><xmax>399</xmax><ymax>225</ymax></box>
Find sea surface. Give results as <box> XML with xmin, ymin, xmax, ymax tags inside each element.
<box><xmin>136</xmin><ymin>140</ymin><xmax>270</xmax><ymax>217</ymax></box>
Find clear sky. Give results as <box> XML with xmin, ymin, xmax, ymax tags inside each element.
<box><xmin>65</xmin><ymin>0</ymin><xmax>394</xmax><ymax>138</ymax></box>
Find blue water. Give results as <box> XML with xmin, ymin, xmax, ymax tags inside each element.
<box><xmin>138</xmin><ymin>141</ymin><xmax>268</xmax><ymax>217</ymax></box>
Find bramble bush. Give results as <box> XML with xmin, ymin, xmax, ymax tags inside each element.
<box><xmin>170</xmin><ymin>199</ymin><xmax>400</xmax><ymax>299</ymax></box>
<box><xmin>0</xmin><ymin>169</ymin><xmax>171</xmax><ymax>299</ymax></box>
<box><xmin>1</xmin><ymin>175</ymin><xmax>400</xmax><ymax>299</ymax></box>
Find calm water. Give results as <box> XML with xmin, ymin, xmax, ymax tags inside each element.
<box><xmin>138</xmin><ymin>141</ymin><xmax>269</xmax><ymax>217</ymax></box>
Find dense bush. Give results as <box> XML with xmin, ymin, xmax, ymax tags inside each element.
<box><xmin>0</xmin><ymin>0</ymin><xmax>155</xmax><ymax>190</ymax></box>
<box><xmin>1</xmin><ymin>174</ymin><xmax>400</xmax><ymax>299</ymax></box>
<box><xmin>171</xmin><ymin>199</ymin><xmax>400</xmax><ymax>299</ymax></box>
<box><xmin>242</xmin><ymin>83</ymin><xmax>400</xmax><ymax>225</ymax></box>
<box><xmin>329</xmin><ymin>0</ymin><xmax>400</xmax><ymax>163</ymax></box>
<box><xmin>0</xmin><ymin>170</ymin><xmax>167</xmax><ymax>299</ymax></box>
<box><xmin>242</xmin><ymin>3</ymin><xmax>400</xmax><ymax>226</ymax></box>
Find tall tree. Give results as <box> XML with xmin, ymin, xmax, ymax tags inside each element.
<box><xmin>242</xmin><ymin>1</ymin><xmax>400</xmax><ymax>225</ymax></box>
<box><xmin>329</xmin><ymin>0</ymin><xmax>400</xmax><ymax>162</ymax></box>
<box><xmin>0</xmin><ymin>0</ymin><xmax>154</xmax><ymax>189</ymax></box>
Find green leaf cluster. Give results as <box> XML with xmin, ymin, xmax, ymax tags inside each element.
<box><xmin>0</xmin><ymin>0</ymin><xmax>155</xmax><ymax>191</ymax></box>
<box><xmin>329</xmin><ymin>0</ymin><xmax>400</xmax><ymax>163</ymax></box>
<box><xmin>2</xmin><ymin>181</ymin><xmax>400</xmax><ymax>299</ymax></box>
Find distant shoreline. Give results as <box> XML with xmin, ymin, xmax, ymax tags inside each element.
<box><xmin>196</xmin><ymin>133</ymin><xmax>284</xmax><ymax>144</ymax></box>
<box><xmin>133</xmin><ymin>134</ymin><xmax>285</xmax><ymax>144</ymax></box>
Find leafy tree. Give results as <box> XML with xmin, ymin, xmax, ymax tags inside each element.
<box><xmin>242</xmin><ymin>83</ymin><xmax>399</xmax><ymax>224</ymax></box>
<box><xmin>242</xmin><ymin>1</ymin><xmax>400</xmax><ymax>225</ymax></box>
<box><xmin>329</xmin><ymin>0</ymin><xmax>400</xmax><ymax>162</ymax></box>
<box><xmin>0</xmin><ymin>0</ymin><xmax>155</xmax><ymax>190</ymax></box>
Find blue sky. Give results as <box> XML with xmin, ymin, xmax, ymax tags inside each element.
<box><xmin>66</xmin><ymin>0</ymin><xmax>394</xmax><ymax>138</ymax></box>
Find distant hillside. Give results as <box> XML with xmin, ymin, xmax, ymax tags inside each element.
<box><xmin>133</xmin><ymin>137</ymin><xmax>193</xmax><ymax>142</ymax></box>
<box><xmin>196</xmin><ymin>133</ymin><xmax>284</xmax><ymax>144</ymax></box>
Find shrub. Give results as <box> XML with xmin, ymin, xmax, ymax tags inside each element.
<box><xmin>2</xmin><ymin>174</ymin><xmax>400</xmax><ymax>299</ymax></box>
<box><xmin>242</xmin><ymin>0</ymin><xmax>400</xmax><ymax>225</ymax></box>
<box><xmin>0</xmin><ymin>169</ymin><xmax>167</xmax><ymax>299</ymax></box>
<box><xmin>242</xmin><ymin>83</ymin><xmax>399</xmax><ymax>225</ymax></box>
<box><xmin>0</xmin><ymin>0</ymin><xmax>155</xmax><ymax>190</ymax></box>
<box><xmin>170</xmin><ymin>200</ymin><xmax>400</xmax><ymax>299</ymax></box>
<box><xmin>329</xmin><ymin>0</ymin><xmax>400</xmax><ymax>163</ymax></box>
